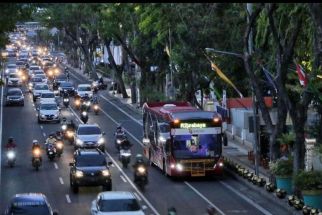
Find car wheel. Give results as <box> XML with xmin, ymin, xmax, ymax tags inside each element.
<box><xmin>99</xmin><ymin>146</ymin><xmax>105</xmax><ymax>152</ymax></box>
<box><xmin>103</xmin><ymin>183</ymin><xmax>112</xmax><ymax>191</ymax></box>
<box><xmin>38</xmin><ymin>117</ymin><xmax>42</xmax><ymax>124</ymax></box>
<box><xmin>33</xmin><ymin>97</ymin><xmax>36</xmax><ymax>102</ymax></box>
<box><xmin>72</xmin><ymin>184</ymin><xmax>79</xmax><ymax>193</ymax></box>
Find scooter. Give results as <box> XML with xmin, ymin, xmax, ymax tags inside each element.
<box><xmin>134</xmin><ymin>165</ymin><xmax>148</xmax><ymax>191</ymax></box>
<box><xmin>93</xmin><ymin>104</ymin><xmax>99</xmax><ymax>115</ymax></box>
<box><xmin>115</xmin><ymin>133</ymin><xmax>126</xmax><ymax>152</ymax></box>
<box><xmin>119</xmin><ymin>146</ymin><xmax>131</xmax><ymax>168</ymax></box>
<box><xmin>80</xmin><ymin>111</ymin><xmax>88</xmax><ymax>124</ymax></box>
<box><xmin>32</xmin><ymin>148</ymin><xmax>42</xmax><ymax>171</ymax></box>
<box><xmin>63</xmin><ymin>97</ymin><xmax>69</xmax><ymax>108</ymax></box>
<box><xmin>65</xmin><ymin>129</ymin><xmax>75</xmax><ymax>145</ymax></box>
<box><xmin>6</xmin><ymin>149</ymin><xmax>16</xmax><ymax>168</ymax></box>
<box><xmin>46</xmin><ymin>143</ymin><xmax>57</xmax><ymax>161</ymax></box>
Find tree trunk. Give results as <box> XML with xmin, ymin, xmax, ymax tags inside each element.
<box><xmin>104</xmin><ymin>39</ymin><xmax>129</xmax><ymax>98</ymax></box>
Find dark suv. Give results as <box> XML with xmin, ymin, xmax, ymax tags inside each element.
<box><xmin>69</xmin><ymin>149</ymin><xmax>112</xmax><ymax>194</ymax></box>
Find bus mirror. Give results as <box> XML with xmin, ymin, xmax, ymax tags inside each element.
<box><xmin>223</xmin><ymin>133</ymin><xmax>228</xmax><ymax>146</ymax></box>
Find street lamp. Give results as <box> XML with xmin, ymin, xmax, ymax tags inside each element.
<box><xmin>205</xmin><ymin>47</ymin><xmax>260</xmax><ymax>176</ymax></box>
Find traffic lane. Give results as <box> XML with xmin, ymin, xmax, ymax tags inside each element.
<box><xmin>75</xmin><ymin>103</ymin><xmax>221</xmax><ymax>215</ymax></box>
<box><xmin>0</xmin><ymin>86</ymin><xmax>67</xmax><ymax>213</ymax></box>
<box><xmin>63</xmin><ymin>106</ymin><xmax>156</xmax><ymax>215</ymax></box>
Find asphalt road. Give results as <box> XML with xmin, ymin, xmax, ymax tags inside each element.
<box><xmin>0</xmin><ymin>57</ymin><xmax>292</xmax><ymax>215</ymax></box>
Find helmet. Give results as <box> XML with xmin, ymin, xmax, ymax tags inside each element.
<box><xmin>49</xmin><ymin>133</ymin><xmax>55</xmax><ymax>138</ymax></box>
<box><xmin>62</xmin><ymin>117</ymin><xmax>67</xmax><ymax>121</ymax></box>
<box><xmin>32</xmin><ymin>139</ymin><xmax>39</xmax><ymax>145</ymax></box>
<box><xmin>168</xmin><ymin>207</ymin><xmax>177</xmax><ymax>215</ymax></box>
<box><xmin>8</xmin><ymin>137</ymin><xmax>14</xmax><ymax>143</ymax></box>
<box><xmin>135</xmin><ymin>154</ymin><xmax>144</xmax><ymax>163</ymax></box>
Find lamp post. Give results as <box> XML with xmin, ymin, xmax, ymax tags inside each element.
<box><xmin>205</xmin><ymin>47</ymin><xmax>260</xmax><ymax>176</ymax></box>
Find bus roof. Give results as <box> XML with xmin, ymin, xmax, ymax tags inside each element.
<box><xmin>143</xmin><ymin>101</ymin><xmax>220</xmax><ymax>121</ymax></box>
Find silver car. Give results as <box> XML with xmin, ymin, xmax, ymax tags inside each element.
<box><xmin>74</xmin><ymin>124</ymin><xmax>106</xmax><ymax>151</ymax></box>
<box><xmin>37</xmin><ymin>101</ymin><xmax>60</xmax><ymax>124</ymax></box>
<box><xmin>5</xmin><ymin>88</ymin><xmax>24</xmax><ymax>106</ymax></box>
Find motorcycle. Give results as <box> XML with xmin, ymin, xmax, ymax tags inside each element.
<box><xmin>80</xmin><ymin>111</ymin><xmax>88</xmax><ymax>124</ymax></box>
<box><xmin>46</xmin><ymin>143</ymin><xmax>57</xmax><ymax>161</ymax></box>
<box><xmin>74</xmin><ymin>97</ymin><xmax>81</xmax><ymax>109</ymax></box>
<box><xmin>92</xmin><ymin>80</ymin><xmax>107</xmax><ymax>91</ymax></box>
<box><xmin>32</xmin><ymin>148</ymin><xmax>42</xmax><ymax>171</ymax></box>
<box><xmin>6</xmin><ymin>149</ymin><xmax>16</xmax><ymax>168</ymax></box>
<box><xmin>93</xmin><ymin>104</ymin><xmax>99</xmax><ymax>115</ymax></box>
<box><xmin>65</xmin><ymin>129</ymin><xmax>75</xmax><ymax>145</ymax></box>
<box><xmin>63</xmin><ymin>97</ymin><xmax>69</xmax><ymax>108</ymax></box>
<box><xmin>55</xmin><ymin>140</ymin><xmax>64</xmax><ymax>157</ymax></box>
<box><xmin>81</xmin><ymin>100</ymin><xmax>91</xmax><ymax>112</ymax></box>
<box><xmin>119</xmin><ymin>146</ymin><xmax>131</xmax><ymax>168</ymax></box>
<box><xmin>115</xmin><ymin>133</ymin><xmax>126</xmax><ymax>152</ymax></box>
<box><xmin>134</xmin><ymin>165</ymin><xmax>148</xmax><ymax>191</ymax></box>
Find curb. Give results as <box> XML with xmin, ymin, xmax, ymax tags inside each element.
<box><xmin>224</xmin><ymin>168</ymin><xmax>300</xmax><ymax>215</ymax></box>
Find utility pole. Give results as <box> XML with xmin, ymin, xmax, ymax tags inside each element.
<box><xmin>247</xmin><ymin>3</ymin><xmax>260</xmax><ymax>176</ymax></box>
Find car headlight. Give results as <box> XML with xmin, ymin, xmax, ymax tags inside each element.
<box><xmin>75</xmin><ymin>170</ymin><xmax>84</xmax><ymax>178</ymax></box>
<box><xmin>76</xmin><ymin>139</ymin><xmax>83</xmax><ymax>145</ymax></box>
<box><xmin>54</xmin><ymin>113</ymin><xmax>58</xmax><ymax>118</ymax></box>
<box><xmin>98</xmin><ymin>137</ymin><xmax>104</xmax><ymax>144</ymax></box>
<box><xmin>67</xmin><ymin>131</ymin><xmax>74</xmax><ymax>137</ymax></box>
<box><xmin>176</xmin><ymin>163</ymin><xmax>184</xmax><ymax>172</ymax></box>
<box><xmin>40</xmin><ymin>114</ymin><xmax>46</xmax><ymax>118</ymax></box>
<box><xmin>101</xmin><ymin>170</ymin><xmax>110</xmax><ymax>177</ymax></box>
<box><xmin>29</xmin><ymin>83</ymin><xmax>33</xmax><ymax>87</ymax></box>
<box><xmin>61</xmin><ymin>125</ymin><xmax>67</xmax><ymax>130</ymax></box>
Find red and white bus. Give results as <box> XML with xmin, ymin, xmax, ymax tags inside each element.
<box><xmin>142</xmin><ymin>101</ymin><xmax>227</xmax><ymax>177</ymax></box>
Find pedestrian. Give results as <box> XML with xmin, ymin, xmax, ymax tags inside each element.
<box><xmin>206</xmin><ymin>205</ymin><xmax>218</xmax><ymax>215</ymax></box>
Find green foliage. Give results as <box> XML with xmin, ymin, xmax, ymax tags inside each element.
<box><xmin>269</xmin><ymin>159</ymin><xmax>293</xmax><ymax>177</ymax></box>
<box><xmin>141</xmin><ymin>86</ymin><xmax>166</xmax><ymax>102</ymax></box>
<box><xmin>294</xmin><ymin>170</ymin><xmax>322</xmax><ymax>191</ymax></box>
<box><xmin>277</xmin><ymin>132</ymin><xmax>295</xmax><ymax>146</ymax></box>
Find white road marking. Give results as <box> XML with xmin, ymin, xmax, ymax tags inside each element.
<box><xmin>54</xmin><ymin>163</ymin><xmax>58</xmax><ymax>169</ymax></box>
<box><xmin>100</xmin><ymin>95</ymin><xmax>142</xmax><ymax>125</ymax></box>
<box><xmin>40</xmin><ymin>125</ymin><xmax>43</xmax><ymax>129</ymax></box>
<box><xmin>184</xmin><ymin>182</ymin><xmax>225</xmax><ymax>215</ymax></box>
<box><xmin>133</xmin><ymin>192</ymin><xmax>142</xmax><ymax>201</ymax></box>
<box><xmin>105</xmin><ymin>151</ymin><xmax>160</xmax><ymax>215</ymax></box>
<box><xmin>65</xmin><ymin>194</ymin><xmax>71</xmax><ymax>203</ymax></box>
<box><xmin>42</xmin><ymin>132</ymin><xmax>46</xmax><ymax>137</ymax></box>
<box><xmin>59</xmin><ymin>177</ymin><xmax>64</xmax><ymax>184</ymax></box>
<box><xmin>120</xmin><ymin>175</ymin><xmax>127</xmax><ymax>183</ymax></box>
<box><xmin>33</xmin><ymin>108</ymin><xmax>36</xmax><ymax>111</ymax></box>
<box><xmin>220</xmin><ymin>181</ymin><xmax>272</xmax><ymax>215</ymax></box>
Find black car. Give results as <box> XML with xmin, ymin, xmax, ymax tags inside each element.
<box><xmin>4</xmin><ymin>193</ymin><xmax>58</xmax><ymax>215</ymax></box>
<box><xmin>5</xmin><ymin>88</ymin><xmax>24</xmax><ymax>106</ymax></box>
<box><xmin>69</xmin><ymin>149</ymin><xmax>112</xmax><ymax>194</ymax></box>
<box><xmin>58</xmin><ymin>81</ymin><xmax>75</xmax><ymax>96</ymax></box>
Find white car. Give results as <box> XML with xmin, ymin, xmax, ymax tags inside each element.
<box><xmin>32</xmin><ymin>83</ymin><xmax>49</xmax><ymax>102</ymax></box>
<box><xmin>32</xmin><ymin>70</ymin><xmax>45</xmax><ymax>78</ymax></box>
<box><xmin>28</xmin><ymin>65</ymin><xmax>41</xmax><ymax>76</ymax></box>
<box><xmin>39</xmin><ymin>91</ymin><xmax>57</xmax><ymax>104</ymax></box>
<box><xmin>90</xmin><ymin>191</ymin><xmax>145</xmax><ymax>215</ymax></box>
<box><xmin>7</xmin><ymin>73</ymin><xmax>22</xmax><ymax>87</ymax></box>
<box><xmin>74</xmin><ymin>124</ymin><xmax>106</xmax><ymax>151</ymax></box>
<box><xmin>5</xmin><ymin>64</ymin><xmax>17</xmax><ymax>75</ymax></box>
<box><xmin>76</xmin><ymin>84</ymin><xmax>93</xmax><ymax>98</ymax></box>
<box><xmin>34</xmin><ymin>74</ymin><xmax>48</xmax><ymax>84</ymax></box>
<box><xmin>37</xmin><ymin>101</ymin><xmax>60</xmax><ymax>123</ymax></box>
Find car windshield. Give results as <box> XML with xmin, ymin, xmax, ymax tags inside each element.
<box><xmin>98</xmin><ymin>199</ymin><xmax>141</xmax><ymax>212</ymax></box>
<box><xmin>40</xmin><ymin>104</ymin><xmax>57</xmax><ymax>110</ymax></box>
<box><xmin>9</xmin><ymin>74</ymin><xmax>18</xmax><ymax>78</ymax></box>
<box><xmin>56</xmin><ymin>75</ymin><xmax>67</xmax><ymax>80</ymax></box>
<box><xmin>32</xmin><ymin>78</ymin><xmax>42</xmax><ymax>83</ymax></box>
<box><xmin>172</xmin><ymin>134</ymin><xmax>222</xmax><ymax>159</ymax></box>
<box><xmin>60</xmin><ymin>82</ymin><xmax>73</xmax><ymax>87</ymax></box>
<box><xmin>78</xmin><ymin>86</ymin><xmax>91</xmax><ymax>91</ymax></box>
<box><xmin>9</xmin><ymin>201</ymin><xmax>51</xmax><ymax>215</ymax></box>
<box><xmin>78</xmin><ymin>126</ymin><xmax>101</xmax><ymax>135</ymax></box>
<box><xmin>7</xmin><ymin>65</ymin><xmax>16</xmax><ymax>69</ymax></box>
<box><xmin>35</xmin><ymin>75</ymin><xmax>46</xmax><ymax>79</ymax></box>
<box><xmin>8</xmin><ymin>90</ymin><xmax>22</xmax><ymax>96</ymax></box>
<box><xmin>41</xmin><ymin>93</ymin><xmax>54</xmax><ymax>98</ymax></box>
<box><xmin>16</xmin><ymin>62</ymin><xmax>24</xmax><ymax>65</ymax></box>
<box><xmin>35</xmin><ymin>85</ymin><xmax>49</xmax><ymax>90</ymax></box>
<box><xmin>76</xmin><ymin>154</ymin><xmax>106</xmax><ymax>167</ymax></box>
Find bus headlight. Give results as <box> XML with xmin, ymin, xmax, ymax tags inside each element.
<box><xmin>75</xmin><ymin>170</ymin><xmax>84</xmax><ymax>178</ymax></box>
<box><xmin>176</xmin><ymin>163</ymin><xmax>184</xmax><ymax>172</ymax></box>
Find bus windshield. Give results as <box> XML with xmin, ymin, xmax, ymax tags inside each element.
<box><xmin>172</xmin><ymin>134</ymin><xmax>221</xmax><ymax>159</ymax></box>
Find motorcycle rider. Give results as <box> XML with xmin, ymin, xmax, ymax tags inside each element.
<box><xmin>115</xmin><ymin>125</ymin><xmax>125</xmax><ymax>135</ymax></box>
<box><xmin>62</xmin><ymin>89</ymin><xmax>69</xmax><ymax>98</ymax></box>
<box><xmin>32</xmin><ymin>140</ymin><xmax>42</xmax><ymax>162</ymax></box>
<box><xmin>133</xmin><ymin>154</ymin><xmax>148</xmax><ymax>183</ymax></box>
<box><xmin>80</xmin><ymin>93</ymin><xmax>90</xmax><ymax>112</ymax></box>
<box><xmin>120</xmin><ymin>138</ymin><xmax>133</xmax><ymax>150</ymax></box>
<box><xmin>45</xmin><ymin>133</ymin><xmax>57</xmax><ymax>150</ymax></box>
<box><xmin>5</xmin><ymin>137</ymin><xmax>17</xmax><ymax>150</ymax></box>
<box><xmin>68</xmin><ymin>119</ymin><xmax>76</xmax><ymax>131</ymax></box>
<box><xmin>98</xmin><ymin>76</ymin><xmax>104</xmax><ymax>85</ymax></box>
<box><xmin>92</xmin><ymin>94</ymin><xmax>99</xmax><ymax>104</ymax></box>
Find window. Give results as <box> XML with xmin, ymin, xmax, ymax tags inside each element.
<box><xmin>9</xmin><ymin>201</ymin><xmax>51</xmax><ymax>215</ymax></box>
<box><xmin>40</xmin><ymin>104</ymin><xmax>57</xmax><ymax>110</ymax></box>
<box><xmin>76</xmin><ymin>155</ymin><xmax>106</xmax><ymax>167</ymax></box>
<box><xmin>78</xmin><ymin>126</ymin><xmax>101</xmax><ymax>135</ymax></box>
<box><xmin>8</xmin><ymin>90</ymin><xmax>22</xmax><ymax>96</ymax></box>
<box><xmin>98</xmin><ymin>199</ymin><xmax>140</xmax><ymax>212</ymax></box>
<box><xmin>78</xmin><ymin>86</ymin><xmax>91</xmax><ymax>91</ymax></box>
